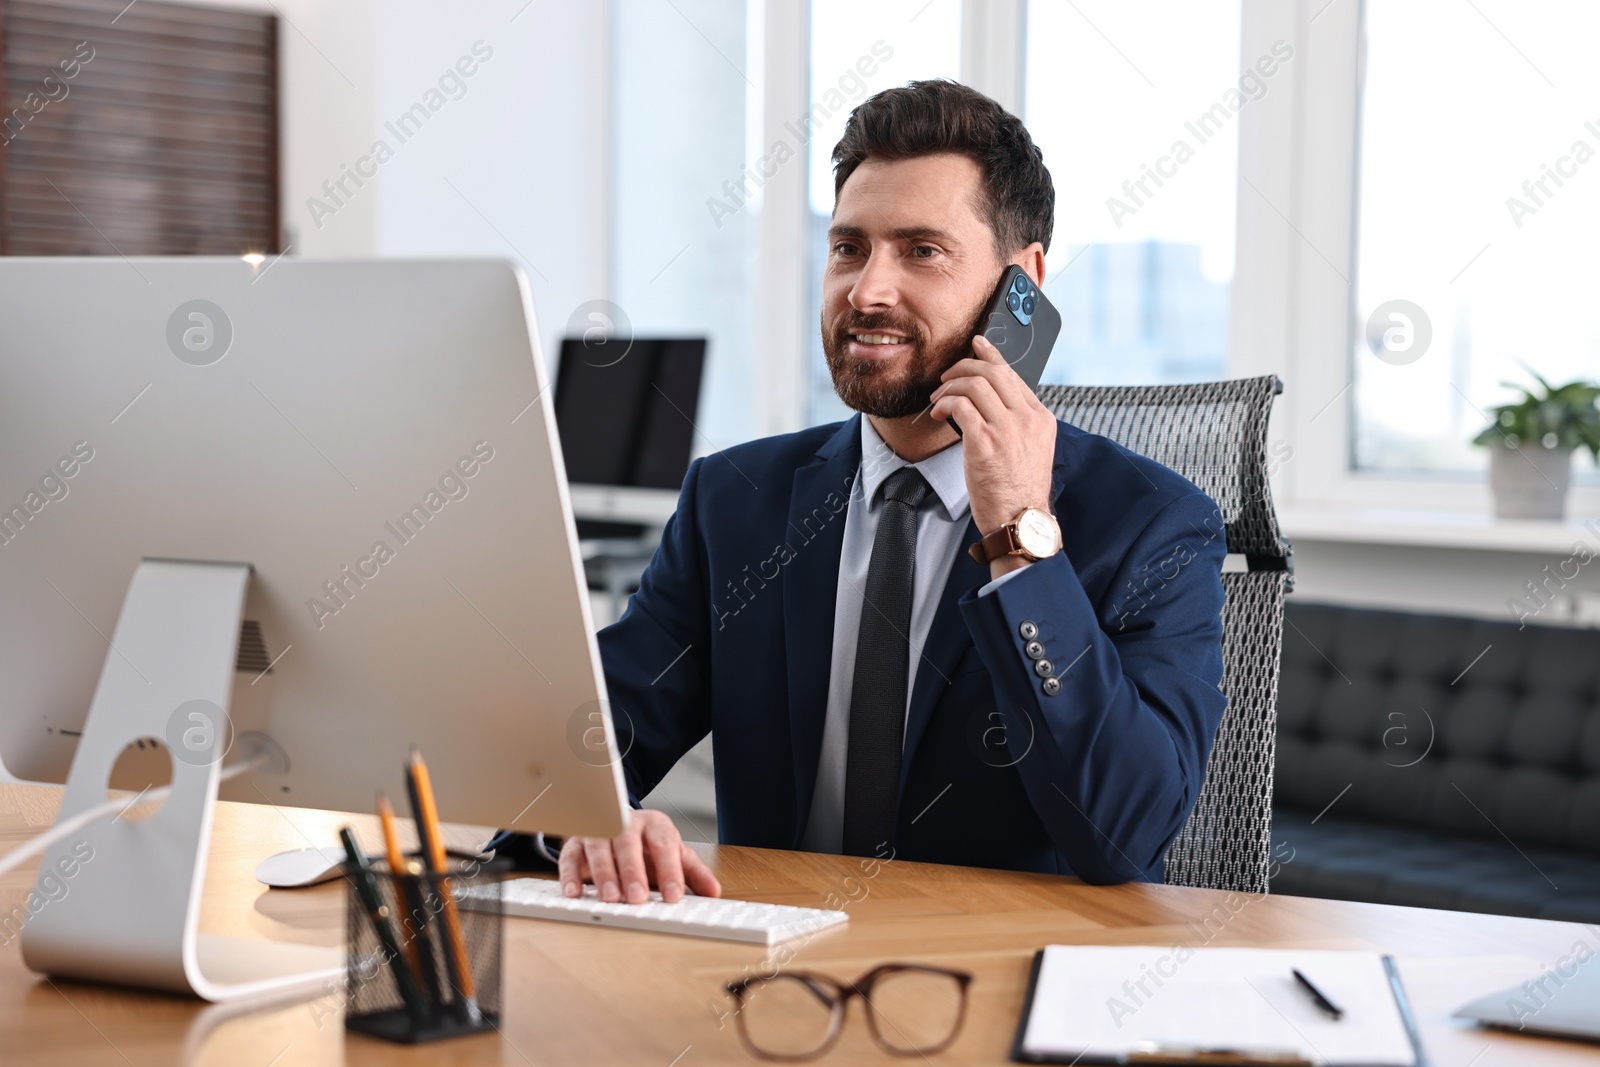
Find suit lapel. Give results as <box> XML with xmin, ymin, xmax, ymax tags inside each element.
<box><xmin>896</xmin><ymin>422</ymin><xmax>1074</xmax><ymax>801</ymax></box>
<box><xmin>782</xmin><ymin>415</ymin><xmax>862</xmax><ymax>846</ymax></box>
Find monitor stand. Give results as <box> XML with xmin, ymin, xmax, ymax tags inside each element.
<box><xmin>21</xmin><ymin>559</ymin><xmax>341</xmax><ymax>1001</ymax></box>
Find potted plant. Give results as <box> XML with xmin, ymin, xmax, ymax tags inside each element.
<box><xmin>1472</xmin><ymin>368</ymin><xmax>1600</xmax><ymax>519</ymax></box>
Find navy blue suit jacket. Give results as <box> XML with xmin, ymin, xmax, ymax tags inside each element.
<box><xmin>596</xmin><ymin>414</ymin><xmax>1227</xmax><ymax>883</ymax></box>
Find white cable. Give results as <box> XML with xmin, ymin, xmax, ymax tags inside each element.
<box><xmin>0</xmin><ymin>752</ymin><xmax>268</xmax><ymax>879</ymax></box>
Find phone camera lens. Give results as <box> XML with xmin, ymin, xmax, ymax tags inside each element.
<box><xmin>1007</xmin><ymin>291</ymin><xmax>1022</xmax><ymax>312</ymax></box>
<box><xmin>1022</xmin><ymin>295</ymin><xmax>1036</xmax><ymax>315</ymax></box>
<box><xmin>1013</xmin><ymin>275</ymin><xmax>1029</xmax><ymax>294</ymax></box>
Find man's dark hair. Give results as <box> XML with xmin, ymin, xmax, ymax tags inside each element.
<box><xmin>831</xmin><ymin>79</ymin><xmax>1054</xmax><ymax>256</ymax></box>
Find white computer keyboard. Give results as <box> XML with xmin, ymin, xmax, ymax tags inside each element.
<box><xmin>462</xmin><ymin>877</ymin><xmax>849</xmax><ymax>946</ymax></box>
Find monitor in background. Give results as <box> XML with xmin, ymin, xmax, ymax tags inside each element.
<box><xmin>0</xmin><ymin>257</ymin><xmax>629</xmax><ymax>999</ymax></box>
<box><xmin>555</xmin><ymin>337</ymin><xmax>705</xmax><ymax>537</ymax></box>
<box><xmin>555</xmin><ymin>336</ymin><xmax>706</xmax><ymax>490</ymax></box>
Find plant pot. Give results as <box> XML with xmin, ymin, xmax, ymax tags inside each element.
<box><xmin>1488</xmin><ymin>445</ymin><xmax>1571</xmax><ymax>519</ymax></box>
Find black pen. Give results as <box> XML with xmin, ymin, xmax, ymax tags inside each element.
<box><xmin>1292</xmin><ymin>967</ymin><xmax>1344</xmax><ymax>1020</ymax></box>
<box><xmin>341</xmin><ymin>826</ymin><xmax>430</xmax><ymax>1026</ymax></box>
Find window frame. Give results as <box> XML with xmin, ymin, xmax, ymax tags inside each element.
<box><xmin>1230</xmin><ymin>0</ymin><xmax>1600</xmax><ymax>517</ymax></box>
<box><xmin>758</xmin><ymin>0</ymin><xmax>1600</xmax><ymax>520</ymax></box>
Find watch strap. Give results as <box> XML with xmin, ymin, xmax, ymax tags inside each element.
<box><xmin>968</xmin><ymin>525</ymin><xmax>1019</xmax><ymax>565</ymax></box>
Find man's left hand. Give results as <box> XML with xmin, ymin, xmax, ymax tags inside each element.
<box><xmin>929</xmin><ymin>334</ymin><xmax>1058</xmax><ymax>572</ymax></box>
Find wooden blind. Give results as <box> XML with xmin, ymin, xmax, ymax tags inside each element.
<box><xmin>0</xmin><ymin>0</ymin><xmax>279</xmax><ymax>255</ymax></box>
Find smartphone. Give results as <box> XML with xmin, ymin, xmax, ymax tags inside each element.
<box><xmin>943</xmin><ymin>264</ymin><xmax>1061</xmax><ymax>434</ymax></box>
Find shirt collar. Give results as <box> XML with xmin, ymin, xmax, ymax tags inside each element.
<box><xmin>857</xmin><ymin>415</ymin><xmax>970</xmax><ymax>524</ymax></box>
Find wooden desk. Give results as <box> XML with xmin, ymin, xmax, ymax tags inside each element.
<box><xmin>1</xmin><ymin>781</ymin><xmax>1593</xmax><ymax>1065</ymax></box>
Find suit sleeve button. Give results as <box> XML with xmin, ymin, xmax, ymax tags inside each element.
<box><xmin>1033</xmin><ymin>658</ymin><xmax>1054</xmax><ymax>677</ymax></box>
<box><xmin>1019</xmin><ymin>621</ymin><xmax>1038</xmax><ymax>640</ymax></box>
<box><xmin>1025</xmin><ymin>640</ymin><xmax>1045</xmax><ymax>660</ymax></box>
<box><xmin>1042</xmin><ymin>677</ymin><xmax>1062</xmax><ymax>696</ymax></box>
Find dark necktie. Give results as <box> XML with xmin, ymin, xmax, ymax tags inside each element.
<box><xmin>842</xmin><ymin>465</ymin><xmax>932</xmax><ymax>857</ymax></box>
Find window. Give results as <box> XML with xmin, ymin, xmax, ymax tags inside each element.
<box><xmin>1351</xmin><ymin>0</ymin><xmax>1600</xmax><ymax>479</ymax></box>
<box><xmin>1024</xmin><ymin>0</ymin><xmax>1243</xmax><ymax>387</ymax></box>
<box><xmin>804</xmin><ymin>0</ymin><xmax>962</xmax><ymax>427</ymax></box>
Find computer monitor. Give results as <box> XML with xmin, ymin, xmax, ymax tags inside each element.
<box><xmin>555</xmin><ymin>336</ymin><xmax>705</xmax><ymax>535</ymax></box>
<box><xmin>0</xmin><ymin>257</ymin><xmax>630</xmax><ymax>837</ymax></box>
<box><xmin>0</xmin><ymin>256</ymin><xmax>634</xmax><ymax>998</ymax></box>
<box><xmin>554</xmin><ymin>335</ymin><xmax>706</xmax><ymax>491</ymax></box>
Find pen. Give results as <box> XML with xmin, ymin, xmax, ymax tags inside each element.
<box><xmin>376</xmin><ymin>792</ymin><xmax>430</xmax><ymax>988</ymax></box>
<box><xmin>407</xmin><ymin>747</ymin><xmax>482</xmax><ymax>1024</ymax></box>
<box><xmin>1292</xmin><ymin>967</ymin><xmax>1344</xmax><ymax>1020</ymax></box>
<box><xmin>339</xmin><ymin>826</ymin><xmax>430</xmax><ymax>1026</ymax></box>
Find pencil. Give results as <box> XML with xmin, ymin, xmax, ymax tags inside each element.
<box><xmin>407</xmin><ymin>747</ymin><xmax>480</xmax><ymax>1023</ymax></box>
<box><xmin>376</xmin><ymin>792</ymin><xmax>426</xmax><ymax>985</ymax></box>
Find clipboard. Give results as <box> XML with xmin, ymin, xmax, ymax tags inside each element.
<box><xmin>1009</xmin><ymin>947</ymin><xmax>1429</xmax><ymax>1066</ymax></box>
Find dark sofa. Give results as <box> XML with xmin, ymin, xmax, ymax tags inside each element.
<box><xmin>1270</xmin><ymin>601</ymin><xmax>1600</xmax><ymax>921</ymax></box>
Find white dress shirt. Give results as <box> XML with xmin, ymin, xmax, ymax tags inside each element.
<box><xmin>799</xmin><ymin>416</ymin><xmax>1026</xmax><ymax>854</ymax></box>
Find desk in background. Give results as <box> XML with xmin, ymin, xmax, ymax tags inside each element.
<box><xmin>1</xmin><ymin>782</ymin><xmax>1594</xmax><ymax>1065</ymax></box>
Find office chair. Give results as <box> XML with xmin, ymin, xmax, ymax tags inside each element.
<box><xmin>1036</xmin><ymin>376</ymin><xmax>1292</xmax><ymax>895</ymax></box>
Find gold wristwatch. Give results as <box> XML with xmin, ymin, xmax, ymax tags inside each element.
<box><xmin>968</xmin><ymin>506</ymin><xmax>1062</xmax><ymax>565</ymax></box>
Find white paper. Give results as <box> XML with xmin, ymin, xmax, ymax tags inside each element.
<box><xmin>1020</xmin><ymin>946</ymin><xmax>1417</xmax><ymax>1065</ymax></box>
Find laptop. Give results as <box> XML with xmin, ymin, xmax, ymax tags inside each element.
<box><xmin>1454</xmin><ymin>951</ymin><xmax>1600</xmax><ymax>1042</ymax></box>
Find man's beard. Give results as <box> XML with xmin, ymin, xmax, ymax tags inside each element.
<box><xmin>822</xmin><ymin>297</ymin><xmax>991</xmax><ymax>419</ymax></box>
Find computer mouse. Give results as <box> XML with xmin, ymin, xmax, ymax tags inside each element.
<box><xmin>254</xmin><ymin>846</ymin><xmax>347</xmax><ymax>888</ymax></box>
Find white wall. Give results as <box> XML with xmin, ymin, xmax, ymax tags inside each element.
<box><xmin>370</xmin><ymin>1</ymin><xmax>610</xmax><ymax>367</ymax></box>
<box><xmin>189</xmin><ymin>0</ymin><xmax>608</xmax><ymax>368</ymax></box>
<box><xmin>275</xmin><ymin>0</ymin><xmax>380</xmax><ymax>257</ymax></box>
<box><xmin>609</xmin><ymin>0</ymin><xmax>759</xmax><ymax>450</ymax></box>
<box><xmin>1291</xmin><ymin>539</ymin><xmax>1600</xmax><ymax>628</ymax></box>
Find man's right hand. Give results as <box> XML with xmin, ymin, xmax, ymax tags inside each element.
<box><xmin>557</xmin><ymin>808</ymin><xmax>721</xmax><ymax>903</ymax></box>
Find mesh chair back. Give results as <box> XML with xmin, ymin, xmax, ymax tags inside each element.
<box><xmin>1035</xmin><ymin>376</ymin><xmax>1290</xmax><ymax>894</ymax></box>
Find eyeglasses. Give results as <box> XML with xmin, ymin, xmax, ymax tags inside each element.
<box><xmin>724</xmin><ymin>963</ymin><xmax>972</xmax><ymax>1060</ymax></box>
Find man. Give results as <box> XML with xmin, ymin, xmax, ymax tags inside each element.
<box><xmin>556</xmin><ymin>80</ymin><xmax>1227</xmax><ymax>904</ymax></box>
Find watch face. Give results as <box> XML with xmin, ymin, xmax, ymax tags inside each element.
<box><xmin>1016</xmin><ymin>508</ymin><xmax>1059</xmax><ymax>558</ymax></box>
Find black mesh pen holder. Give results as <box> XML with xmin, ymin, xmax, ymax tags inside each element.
<box><xmin>343</xmin><ymin>856</ymin><xmax>507</xmax><ymax>1044</ymax></box>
